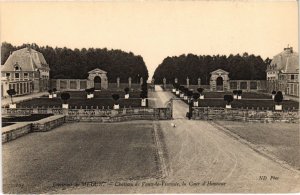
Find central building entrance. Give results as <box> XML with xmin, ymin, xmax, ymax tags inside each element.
<box><xmin>94</xmin><ymin>76</ymin><xmax>101</xmax><ymax>90</ymax></box>
<box><xmin>88</xmin><ymin>68</ymin><xmax>108</xmax><ymax>90</ymax></box>
<box><xmin>209</xmin><ymin>69</ymin><xmax>229</xmax><ymax>91</ymax></box>
<box><xmin>216</xmin><ymin>76</ymin><xmax>223</xmax><ymax>91</ymax></box>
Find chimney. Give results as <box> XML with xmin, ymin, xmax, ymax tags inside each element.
<box><xmin>26</xmin><ymin>44</ymin><xmax>31</xmax><ymax>52</ymax></box>
<box><xmin>284</xmin><ymin>45</ymin><xmax>293</xmax><ymax>53</ymax></box>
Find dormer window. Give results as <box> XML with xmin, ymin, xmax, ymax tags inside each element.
<box><xmin>14</xmin><ymin>63</ymin><xmax>21</xmax><ymax>71</ymax></box>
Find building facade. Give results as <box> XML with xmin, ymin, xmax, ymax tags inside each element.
<box><xmin>1</xmin><ymin>47</ymin><xmax>50</xmax><ymax>97</ymax></box>
<box><xmin>266</xmin><ymin>46</ymin><xmax>299</xmax><ymax>97</ymax></box>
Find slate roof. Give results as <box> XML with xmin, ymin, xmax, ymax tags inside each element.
<box><xmin>1</xmin><ymin>47</ymin><xmax>50</xmax><ymax>72</ymax></box>
<box><xmin>270</xmin><ymin>47</ymin><xmax>299</xmax><ymax>74</ymax></box>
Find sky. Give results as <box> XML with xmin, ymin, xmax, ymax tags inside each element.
<box><xmin>0</xmin><ymin>1</ymin><xmax>298</xmax><ymax>79</ymax></box>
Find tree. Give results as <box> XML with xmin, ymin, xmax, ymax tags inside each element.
<box><xmin>140</xmin><ymin>91</ymin><xmax>147</xmax><ymax>99</ymax></box>
<box><xmin>187</xmin><ymin>90</ymin><xmax>193</xmax><ymax>98</ymax></box>
<box><xmin>53</xmin><ymin>88</ymin><xmax>57</xmax><ymax>93</ymax></box>
<box><xmin>274</xmin><ymin>91</ymin><xmax>283</xmax><ymax>105</ymax></box>
<box><xmin>7</xmin><ymin>89</ymin><xmax>16</xmax><ymax>104</ymax></box>
<box><xmin>237</xmin><ymin>90</ymin><xmax>242</xmax><ymax>96</ymax></box>
<box><xmin>224</xmin><ymin>95</ymin><xmax>234</xmax><ymax>105</ymax></box>
<box><xmin>112</xmin><ymin>94</ymin><xmax>120</xmax><ymax>102</ymax></box>
<box><xmin>173</xmin><ymin>83</ymin><xmax>180</xmax><ymax>89</ymax></box>
<box><xmin>179</xmin><ymin>85</ymin><xmax>185</xmax><ymax>92</ymax></box>
<box><xmin>237</xmin><ymin>90</ymin><xmax>243</xmax><ymax>99</ymax></box>
<box><xmin>90</xmin><ymin>87</ymin><xmax>95</xmax><ymax>94</ymax></box>
<box><xmin>272</xmin><ymin>90</ymin><xmax>276</xmax><ymax>95</ymax></box>
<box><xmin>48</xmin><ymin>89</ymin><xmax>53</xmax><ymax>94</ymax></box>
<box><xmin>61</xmin><ymin>92</ymin><xmax>70</xmax><ymax>104</ymax></box>
<box><xmin>124</xmin><ymin>87</ymin><xmax>130</xmax><ymax>94</ymax></box>
<box><xmin>141</xmin><ymin>82</ymin><xmax>148</xmax><ymax>93</ymax></box>
<box><xmin>153</xmin><ymin>53</ymin><xmax>268</xmax><ymax>84</ymax></box>
<box><xmin>197</xmin><ymin>88</ymin><xmax>204</xmax><ymax>94</ymax></box>
<box><xmin>112</xmin><ymin>94</ymin><xmax>120</xmax><ymax>109</ymax></box>
<box><xmin>85</xmin><ymin>88</ymin><xmax>91</xmax><ymax>95</ymax></box>
<box><xmin>192</xmin><ymin>93</ymin><xmax>200</xmax><ymax>100</ymax></box>
<box><xmin>1</xmin><ymin>42</ymin><xmax>149</xmax><ymax>81</ymax></box>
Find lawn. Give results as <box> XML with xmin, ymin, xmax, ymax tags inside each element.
<box><xmin>173</xmin><ymin>91</ymin><xmax>299</xmax><ymax>110</ymax></box>
<box><xmin>16</xmin><ymin>97</ymin><xmax>144</xmax><ymax>109</ymax></box>
<box><xmin>201</xmin><ymin>92</ymin><xmax>271</xmax><ymax>99</ymax></box>
<box><xmin>16</xmin><ymin>90</ymin><xmax>147</xmax><ymax>108</ymax></box>
<box><xmin>2</xmin><ymin>122</ymin><xmax>15</xmax><ymax>127</ymax></box>
<box><xmin>2</xmin><ymin>114</ymin><xmax>54</xmax><ymax>128</ymax></box>
<box><xmin>2</xmin><ymin>114</ymin><xmax>53</xmax><ymax>122</ymax></box>
<box><xmin>2</xmin><ymin>122</ymin><xmax>163</xmax><ymax>194</ymax></box>
<box><xmin>194</xmin><ymin>99</ymin><xmax>299</xmax><ymax>110</ymax></box>
<box><xmin>216</xmin><ymin>121</ymin><xmax>300</xmax><ymax>169</ymax></box>
<box><xmin>46</xmin><ymin>91</ymin><xmax>142</xmax><ymax>98</ymax></box>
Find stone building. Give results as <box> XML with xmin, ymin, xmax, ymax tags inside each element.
<box><xmin>50</xmin><ymin>68</ymin><xmax>108</xmax><ymax>91</ymax></box>
<box><xmin>266</xmin><ymin>46</ymin><xmax>299</xmax><ymax>96</ymax></box>
<box><xmin>209</xmin><ymin>69</ymin><xmax>230</xmax><ymax>91</ymax></box>
<box><xmin>1</xmin><ymin>47</ymin><xmax>50</xmax><ymax>97</ymax></box>
<box><xmin>209</xmin><ymin>69</ymin><xmax>266</xmax><ymax>92</ymax></box>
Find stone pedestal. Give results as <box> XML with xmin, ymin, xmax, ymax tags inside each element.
<box><xmin>198</xmin><ymin>78</ymin><xmax>201</xmax><ymax>87</ymax></box>
<box><xmin>117</xmin><ymin>77</ymin><xmax>120</xmax><ymax>88</ymax></box>
<box><xmin>128</xmin><ymin>77</ymin><xmax>132</xmax><ymax>89</ymax></box>
<box><xmin>186</xmin><ymin>77</ymin><xmax>189</xmax><ymax>88</ymax></box>
<box><xmin>140</xmin><ymin>77</ymin><xmax>143</xmax><ymax>85</ymax></box>
<box><xmin>163</xmin><ymin>78</ymin><xmax>166</xmax><ymax>89</ymax></box>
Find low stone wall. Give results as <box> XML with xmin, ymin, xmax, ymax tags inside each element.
<box><xmin>2</xmin><ymin>115</ymin><xmax>66</xmax><ymax>143</ymax></box>
<box><xmin>2</xmin><ymin>123</ymin><xmax>32</xmax><ymax>143</ymax></box>
<box><xmin>162</xmin><ymin>84</ymin><xmax>210</xmax><ymax>91</ymax></box>
<box><xmin>51</xmin><ymin>79</ymin><xmax>144</xmax><ymax>91</ymax></box>
<box><xmin>192</xmin><ymin>107</ymin><xmax>299</xmax><ymax>123</ymax></box>
<box><xmin>32</xmin><ymin>115</ymin><xmax>66</xmax><ymax>132</ymax></box>
<box><xmin>65</xmin><ymin>108</ymin><xmax>172</xmax><ymax>122</ymax></box>
<box><xmin>2</xmin><ymin>107</ymin><xmax>172</xmax><ymax>122</ymax></box>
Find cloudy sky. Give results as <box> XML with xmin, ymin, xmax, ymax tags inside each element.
<box><xmin>0</xmin><ymin>1</ymin><xmax>298</xmax><ymax>79</ymax></box>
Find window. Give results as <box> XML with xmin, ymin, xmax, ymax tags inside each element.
<box><xmin>24</xmin><ymin>73</ymin><xmax>28</xmax><ymax>78</ymax></box>
<box><xmin>291</xmin><ymin>75</ymin><xmax>295</xmax><ymax>80</ymax></box>
<box><xmin>15</xmin><ymin>73</ymin><xmax>19</xmax><ymax>78</ymax></box>
<box><xmin>15</xmin><ymin>66</ymin><xmax>19</xmax><ymax>71</ymax></box>
<box><xmin>6</xmin><ymin>73</ymin><xmax>10</xmax><ymax>77</ymax></box>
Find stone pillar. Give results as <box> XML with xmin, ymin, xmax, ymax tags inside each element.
<box><xmin>198</xmin><ymin>78</ymin><xmax>201</xmax><ymax>87</ymax></box>
<box><xmin>186</xmin><ymin>77</ymin><xmax>189</xmax><ymax>88</ymax></box>
<box><xmin>223</xmin><ymin>80</ymin><xmax>229</xmax><ymax>91</ymax></box>
<box><xmin>128</xmin><ymin>77</ymin><xmax>132</xmax><ymax>89</ymax></box>
<box><xmin>247</xmin><ymin>81</ymin><xmax>250</xmax><ymax>91</ymax></box>
<box><xmin>77</xmin><ymin>80</ymin><xmax>80</xmax><ymax>90</ymax></box>
<box><xmin>140</xmin><ymin>77</ymin><xmax>143</xmax><ymax>85</ymax></box>
<box><xmin>67</xmin><ymin>80</ymin><xmax>70</xmax><ymax>90</ymax></box>
<box><xmin>117</xmin><ymin>77</ymin><xmax>120</xmax><ymax>88</ymax></box>
<box><xmin>33</xmin><ymin>79</ymin><xmax>40</xmax><ymax>92</ymax></box>
<box><xmin>237</xmin><ymin>81</ymin><xmax>240</xmax><ymax>90</ymax></box>
<box><xmin>57</xmin><ymin>79</ymin><xmax>60</xmax><ymax>90</ymax></box>
<box><xmin>163</xmin><ymin>77</ymin><xmax>167</xmax><ymax>89</ymax></box>
<box><xmin>174</xmin><ymin>78</ymin><xmax>178</xmax><ymax>84</ymax></box>
<box><xmin>210</xmin><ymin>80</ymin><xmax>215</xmax><ymax>91</ymax></box>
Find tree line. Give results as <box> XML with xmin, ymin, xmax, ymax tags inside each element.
<box><xmin>153</xmin><ymin>53</ymin><xmax>271</xmax><ymax>85</ymax></box>
<box><xmin>1</xmin><ymin>42</ymin><xmax>149</xmax><ymax>83</ymax></box>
